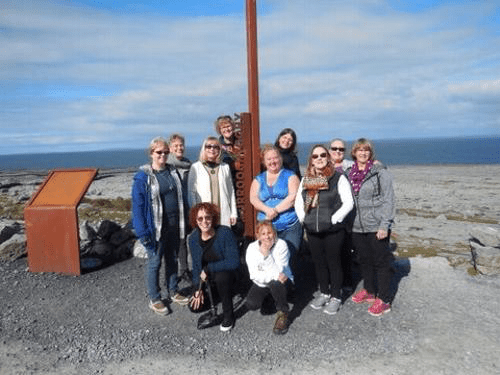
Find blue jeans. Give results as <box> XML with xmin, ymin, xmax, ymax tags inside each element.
<box><xmin>145</xmin><ymin>229</ymin><xmax>179</xmax><ymax>301</ymax></box>
<box><xmin>277</xmin><ymin>219</ymin><xmax>302</xmax><ymax>257</ymax></box>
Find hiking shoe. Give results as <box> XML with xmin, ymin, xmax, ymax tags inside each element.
<box><xmin>172</xmin><ymin>293</ymin><xmax>190</xmax><ymax>306</ymax></box>
<box><xmin>323</xmin><ymin>297</ymin><xmax>342</xmax><ymax>315</ymax></box>
<box><xmin>273</xmin><ymin>311</ymin><xmax>288</xmax><ymax>335</ymax></box>
<box><xmin>220</xmin><ymin>318</ymin><xmax>233</xmax><ymax>332</ymax></box>
<box><xmin>351</xmin><ymin>289</ymin><xmax>376</xmax><ymax>304</ymax></box>
<box><xmin>310</xmin><ymin>293</ymin><xmax>331</xmax><ymax>310</ymax></box>
<box><xmin>368</xmin><ymin>298</ymin><xmax>391</xmax><ymax>317</ymax></box>
<box><xmin>149</xmin><ymin>300</ymin><xmax>169</xmax><ymax>316</ymax></box>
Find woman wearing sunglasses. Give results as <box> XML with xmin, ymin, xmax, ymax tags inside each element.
<box><xmin>132</xmin><ymin>137</ymin><xmax>188</xmax><ymax>315</ymax></box>
<box><xmin>329</xmin><ymin>138</ymin><xmax>354</xmax><ymax>173</ymax></box>
<box><xmin>295</xmin><ymin>145</ymin><xmax>354</xmax><ymax>315</ymax></box>
<box><xmin>346</xmin><ymin>138</ymin><xmax>395</xmax><ymax>317</ymax></box>
<box><xmin>187</xmin><ymin>136</ymin><xmax>238</xmax><ymax>228</ymax></box>
<box><xmin>188</xmin><ymin>202</ymin><xmax>240</xmax><ymax>332</ymax></box>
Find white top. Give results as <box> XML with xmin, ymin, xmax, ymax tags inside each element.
<box><xmin>245</xmin><ymin>238</ymin><xmax>294</xmax><ymax>288</ymax></box>
<box><xmin>187</xmin><ymin>161</ymin><xmax>237</xmax><ymax>227</ymax></box>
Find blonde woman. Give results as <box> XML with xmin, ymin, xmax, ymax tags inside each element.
<box><xmin>187</xmin><ymin>136</ymin><xmax>237</xmax><ymax>227</ymax></box>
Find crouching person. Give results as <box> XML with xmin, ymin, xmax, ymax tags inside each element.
<box><xmin>188</xmin><ymin>203</ymin><xmax>240</xmax><ymax>332</ymax></box>
<box><xmin>244</xmin><ymin>221</ymin><xmax>293</xmax><ymax>335</ymax></box>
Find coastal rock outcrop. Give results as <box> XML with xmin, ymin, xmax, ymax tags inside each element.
<box><xmin>0</xmin><ymin>221</ymin><xmax>25</xmax><ymax>261</ymax></box>
<box><xmin>469</xmin><ymin>225</ymin><xmax>500</xmax><ymax>275</ymax></box>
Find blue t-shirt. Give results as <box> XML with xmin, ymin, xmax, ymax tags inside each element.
<box><xmin>255</xmin><ymin>168</ymin><xmax>299</xmax><ymax>231</ymax></box>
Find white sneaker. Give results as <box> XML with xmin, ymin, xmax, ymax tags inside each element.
<box><xmin>149</xmin><ymin>300</ymin><xmax>169</xmax><ymax>315</ymax></box>
<box><xmin>310</xmin><ymin>293</ymin><xmax>331</xmax><ymax>310</ymax></box>
<box><xmin>323</xmin><ymin>297</ymin><xmax>342</xmax><ymax>315</ymax></box>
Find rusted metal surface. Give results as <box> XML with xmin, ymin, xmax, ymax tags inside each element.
<box><xmin>246</xmin><ymin>0</ymin><xmax>260</xmax><ymax>149</ymax></box>
<box><xmin>233</xmin><ymin>113</ymin><xmax>260</xmax><ymax>238</ymax></box>
<box><xmin>24</xmin><ymin>168</ymin><xmax>98</xmax><ymax>275</ymax></box>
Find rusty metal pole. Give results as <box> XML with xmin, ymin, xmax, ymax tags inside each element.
<box><xmin>246</xmin><ymin>0</ymin><xmax>261</xmax><ymax>177</ymax></box>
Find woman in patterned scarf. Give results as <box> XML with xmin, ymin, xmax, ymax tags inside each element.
<box><xmin>295</xmin><ymin>145</ymin><xmax>354</xmax><ymax>315</ymax></box>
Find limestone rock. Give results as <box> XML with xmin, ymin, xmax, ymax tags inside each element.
<box><xmin>470</xmin><ymin>240</ymin><xmax>500</xmax><ymax>275</ymax></box>
<box><xmin>0</xmin><ymin>233</ymin><xmax>26</xmax><ymax>261</ymax></box>
<box><xmin>469</xmin><ymin>225</ymin><xmax>500</xmax><ymax>248</ymax></box>
<box><xmin>0</xmin><ymin>222</ymin><xmax>23</xmax><ymax>244</ymax></box>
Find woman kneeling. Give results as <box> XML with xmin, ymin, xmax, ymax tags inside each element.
<box><xmin>188</xmin><ymin>203</ymin><xmax>240</xmax><ymax>332</ymax></box>
<box><xmin>245</xmin><ymin>221</ymin><xmax>294</xmax><ymax>335</ymax></box>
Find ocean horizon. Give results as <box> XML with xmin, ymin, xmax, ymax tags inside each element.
<box><xmin>1</xmin><ymin>136</ymin><xmax>499</xmax><ymax>171</ymax></box>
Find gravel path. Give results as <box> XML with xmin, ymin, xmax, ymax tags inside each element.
<box><xmin>1</xmin><ymin>255</ymin><xmax>499</xmax><ymax>374</ymax></box>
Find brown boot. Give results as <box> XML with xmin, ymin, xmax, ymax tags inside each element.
<box><xmin>273</xmin><ymin>311</ymin><xmax>288</xmax><ymax>335</ymax></box>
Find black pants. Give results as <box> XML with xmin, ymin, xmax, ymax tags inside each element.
<box><xmin>245</xmin><ymin>280</ymin><xmax>289</xmax><ymax>313</ymax></box>
<box><xmin>341</xmin><ymin>231</ymin><xmax>354</xmax><ymax>288</ymax></box>
<box><xmin>210</xmin><ymin>270</ymin><xmax>236</xmax><ymax>322</ymax></box>
<box><xmin>307</xmin><ymin>230</ymin><xmax>345</xmax><ymax>299</ymax></box>
<box><xmin>351</xmin><ymin>232</ymin><xmax>394</xmax><ymax>303</ymax></box>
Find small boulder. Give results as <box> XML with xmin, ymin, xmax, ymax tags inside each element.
<box><xmin>0</xmin><ymin>233</ymin><xmax>26</xmax><ymax>261</ymax></box>
<box><xmin>469</xmin><ymin>225</ymin><xmax>500</xmax><ymax>248</ymax></box>
<box><xmin>0</xmin><ymin>222</ymin><xmax>23</xmax><ymax>244</ymax></box>
<box><xmin>470</xmin><ymin>240</ymin><xmax>500</xmax><ymax>275</ymax></box>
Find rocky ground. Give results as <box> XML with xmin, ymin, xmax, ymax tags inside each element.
<box><xmin>1</xmin><ymin>165</ymin><xmax>500</xmax><ymax>374</ymax></box>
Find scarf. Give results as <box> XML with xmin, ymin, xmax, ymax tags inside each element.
<box><xmin>348</xmin><ymin>160</ymin><xmax>374</xmax><ymax>195</ymax></box>
<box><xmin>302</xmin><ymin>174</ymin><xmax>330</xmax><ymax>213</ymax></box>
<box><xmin>167</xmin><ymin>153</ymin><xmax>191</xmax><ymax>178</ymax></box>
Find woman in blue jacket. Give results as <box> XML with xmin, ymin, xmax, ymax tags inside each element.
<box><xmin>132</xmin><ymin>137</ymin><xmax>188</xmax><ymax>316</ymax></box>
<box><xmin>188</xmin><ymin>202</ymin><xmax>240</xmax><ymax>332</ymax></box>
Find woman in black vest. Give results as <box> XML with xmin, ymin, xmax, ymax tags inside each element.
<box><xmin>295</xmin><ymin>145</ymin><xmax>354</xmax><ymax>315</ymax></box>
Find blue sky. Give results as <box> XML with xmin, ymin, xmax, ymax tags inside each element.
<box><xmin>1</xmin><ymin>0</ymin><xmax>499</xmax><ymax>155</ymax></box>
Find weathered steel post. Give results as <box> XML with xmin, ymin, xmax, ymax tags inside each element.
<box><xmin>246</xmin><ymin>0</ymin><xmax>260</xmax><ymax>158</ymax></box>
<box><xmin>243</xmin><ymin>0</ymin><xmax>261</xmax><ymax>237</ymax></box>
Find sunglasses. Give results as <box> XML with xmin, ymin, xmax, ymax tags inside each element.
<box><xmin>154</xmin><ymin>151</ymin><xmax>168</xmax><ymax>155</ymax></box>
<box><xmin>196</xmin><ymin>215</ymin><xmax>212</xmax><ymax>223</ymax></box>
<box><xmin>311</xmin><ymin>152</ymin><xmax>328</xmax><ymax>159</ymax></box>
<box><xmin>205</xmin><ymin>144</ymin><xmax>220</xmax><ymax>150</ymax></box>
<box><xmin>330</xmin><ymin>147</ymin><xmax>345</xmax><ymax>152</ymax></box>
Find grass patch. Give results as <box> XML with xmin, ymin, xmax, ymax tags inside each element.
<box><xmin>397</xmin><ymin>208</ymin><xmax>498</xmax><ymax>224</ymax></box>
<box><xmin>396</xmin><ymin>245</ymin><xmax>438</xmax><ymax>258</ymax></box>
<box><xmin>467</xmin><ymin>267</ymin><xmax>479</xmax><ymax>276</ymax></box>
<box><xmin>445</xmin><ymin>214</ymin><xmax>498</xmax><ymax>224</ymax></box>
<box><xmin>0</xmin><ymin>194</ymin><xmax>25</xmax><ymax>220</ymax></box>
<box><xmin>78</xmin><ymin>197</ymin><xmax>131</xmax><ymax>225</ymax></box>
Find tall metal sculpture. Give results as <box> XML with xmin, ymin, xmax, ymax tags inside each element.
<box><xmin>233</xmin><ymin>0</ymin><xmax>261</xmax><ymax>239</ymax></box>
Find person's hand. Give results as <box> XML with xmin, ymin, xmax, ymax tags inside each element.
<box><xmin>278</xmin><ymin>272</ymin><xmax>288</xmax><ymax>284</ymax></box>
<box><xmin>376</xmin><ymin>229</ymin><xmax>388</xmax><ymax>240</ymax></box>
<box><xmin>259</xmin><ymin>239</ymin><xmax>273</xmax><ymax>257</ymax></box>
<box><xmin>265</xmin><ymin>207</ymin><xmax>278</xmax><ymax>221</ymax></box>
<box><xmin>200</xmin><ymin>270</ymin><xmax>207</xmax><ymax>282</ymax></box>
<box><xmin>190</xmin><ymin>289</ymin><xmax>204</xmax><ymax>310</ymax></box>
<box><xmin>139</xmin><ymin>236</ymin><xmax>156</xmax><ymax>253</ymax></box>
<box><xmin>230</xmin><ymin>217</ymin><xmax>237</xmax><ymax>226</ymax></box>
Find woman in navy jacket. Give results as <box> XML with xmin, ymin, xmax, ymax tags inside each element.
<box><xmin>187</xmin><ymin>202</ymin><xmax>240</xmax><ymax>332</ymax></box>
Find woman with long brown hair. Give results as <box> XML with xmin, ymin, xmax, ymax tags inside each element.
<box><xmin>295</xmin><ymin>144</ymin><xmax>354</xmax><ymax>315</ymax></box>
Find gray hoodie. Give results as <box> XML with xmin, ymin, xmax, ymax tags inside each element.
<box><xmin>347</xmin><ymin>163</ymin><xmax>395</xmax><ymax>233</ymax></box>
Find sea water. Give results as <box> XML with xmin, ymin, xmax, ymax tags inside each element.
<box><xmin>1</xmin><ymin>136</ymin><xmax>499</xmax><ymax>170</ymax></box>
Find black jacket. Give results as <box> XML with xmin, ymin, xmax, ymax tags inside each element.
<box><xmin>301</xmin><ymin>172</ymin><xmax>346</xmax><ymax>233</ymax></box>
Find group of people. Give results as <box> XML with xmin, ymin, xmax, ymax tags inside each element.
<box><xmin>131</xmin><ymin>116</ymin><xmax>395</xmax><ymax>335</ymax></box>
